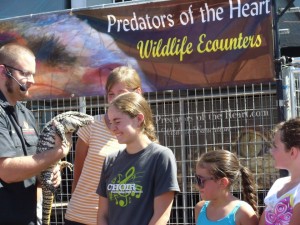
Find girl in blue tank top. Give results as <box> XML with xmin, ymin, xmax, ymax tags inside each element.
<box><xmin>194</xmin><ymin>150</ymin><xmax>258</xmax><ymax>225</ymax></box>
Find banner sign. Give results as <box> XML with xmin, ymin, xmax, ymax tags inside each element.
<box><xmin>0</xmin><ymin>0</ymin><xmax>274</xmax><ymax>100</ymax></box>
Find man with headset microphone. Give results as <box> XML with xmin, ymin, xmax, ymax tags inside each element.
<box><xmin>0</xmin><ymin>42</ymin><xmax>72</xmax><ymax>225</ymax></box>
<box><xmin>3</xmin><ymin>64</ymin><xmax>27</xmax><ymax>91</ymax></box>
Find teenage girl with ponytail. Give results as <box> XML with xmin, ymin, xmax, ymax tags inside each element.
<box><xmin>96</xmin><ymin>92</ymin><xmax>180</xmax><ymax>225</ymax></box>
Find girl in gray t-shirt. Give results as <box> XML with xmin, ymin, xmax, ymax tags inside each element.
<box><xmin>96</xmin><ymin>92</ymin><xmax>180</xmax><ymax>225</ymax></box>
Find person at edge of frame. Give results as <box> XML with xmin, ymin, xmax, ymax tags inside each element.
<box><xmin>0</xmin><ymin>42</ymin><xmax>72</xmax><ymax>225</ymax></box>
<box><xmin>259</xmin><ymin>118</ymin><xmax>300</xmax><ymax>225</ymax></box>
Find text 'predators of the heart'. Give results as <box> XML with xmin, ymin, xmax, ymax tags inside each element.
<box><xmin>106</xmin><ymin>0</ymin><xmax>271</xmax><ymax>61</ymax></box>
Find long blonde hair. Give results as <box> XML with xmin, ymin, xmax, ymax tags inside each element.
<box><xmin>109</xmin><ymin>92</ymin><xmax>157</xmax><ymax>142</ymax></box>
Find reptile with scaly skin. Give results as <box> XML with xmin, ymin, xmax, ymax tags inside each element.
<box><xmin>36</xmin><ymin>111</ymin><xmax>94</xmax><ymax>225</ymax></box>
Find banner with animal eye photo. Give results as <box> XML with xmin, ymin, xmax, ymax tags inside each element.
<box><xmin>0</xmin><ymin>0</ymin><xmax>274</xmax><ymax>100</ymax></box>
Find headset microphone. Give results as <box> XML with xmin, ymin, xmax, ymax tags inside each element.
<box><xmin>5</xmin><ymin>71</ymin><xmax>27</xmax><ymax>91</ymax></box>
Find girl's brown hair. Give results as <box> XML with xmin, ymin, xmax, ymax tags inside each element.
<box><xmin>196</xmin><ymin>150</ymin><xmax>257</xmax><ymax>213</ymax></box>
<box><xmin>274</xmin><ymin>117</ymin><xmax>300</xmax><ymax>151</ymax></box>
<box><xmin>105</xmin><ymin>66</ymin><xmax>142</xmax><ymax>94</ymax></box>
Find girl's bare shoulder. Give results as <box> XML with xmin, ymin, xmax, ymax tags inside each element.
<box><xmin>195</xmin><ymin>201</ymin><xmax>206</xmax><ymax>213</ymax></box>
<box><xmin>236</xmin><ymin>201</ymin><xmax>258</xmax><ymax>225</ymax></box>
<box><xmin>194</xmin><ymin>200</ymin><xmax>206</xmax><ymax>223</ymax></box>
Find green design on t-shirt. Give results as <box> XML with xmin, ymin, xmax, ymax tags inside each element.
<box><xmin>108</xmin><ymin>166</ymin><xmax>144</xmax><ymax>207</ymax></box>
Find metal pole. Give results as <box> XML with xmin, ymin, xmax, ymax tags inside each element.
<box><xmin>79</xmin><ymin>97</ymin><xmax>86</xmax><ymax>113</ymax></box>
<box><xmin>273</xmin><ymin>0</ymin><xmax>289</xmax><ymax>177</ymax></box>
<box><xmin>179</xmin><ymin>99</ymin><xmax>188</xmax><ymax>224</ymax></box>
<box><xmin>273</xmin><ymin>0</ymin><xmax>285</xmax><ymax>122</ymax></box>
